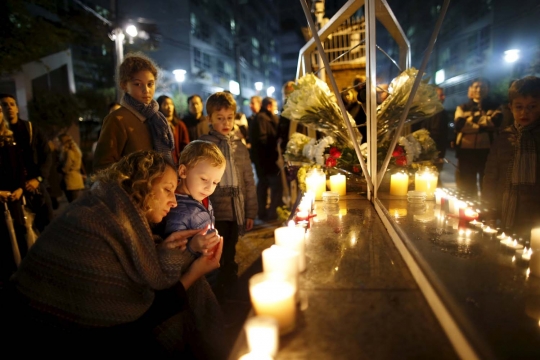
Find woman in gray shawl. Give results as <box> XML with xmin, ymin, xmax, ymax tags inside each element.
<box><xmin>4</xmin><ymin>150</ymin><xmax>226</xmax><ymax>359</ymax></box>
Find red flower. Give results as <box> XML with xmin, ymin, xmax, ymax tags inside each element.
<box><xmin>392</xmin><ymin>146</ymin><xmax>404</xmax><ymax>157</ymax></box>
<box><xmin>395</xmin><ymin>155</ymin><xmax>407</xmax><ymax>166</ymax></box>
<box><xmin>325</xmin><ymin>157</ymin><xmax>337</xmax><ymax>167</ymax></box>
<box><xmin>329</xmin><ymin>147</ymin><xmax>342</xmax><ymax>159</ymax></box>
<box><xmin>352</xmin><ymin>165</ymin><xmax>360</xmax><ymax>173</ymax></box>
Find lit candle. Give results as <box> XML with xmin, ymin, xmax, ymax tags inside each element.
<box><xmin>469</xmin><ymin>219</ymin><xmax>482</xmax><ymax>228</ymax></box>
<box><xmin>244</xmin><ymin>316</ymin><xmax>279</xmax><ymax>357</ymax></box>
<box><xmin>329</xmin><ymin>174</ymin><xmax>346</xmax><ymax>196</ymax></box>
<box><xmin>500</xmin><ymin>236</ymin><xmax>513</xmax><ymax>247</ymax></box>
<box><xmin>390</xmin><ymin>172</ymin><xmax>409</xmax><ymax>196</ymax></box>
<box><xmin>262</xmin><ymin>245</ymin><xmax>299</xmax><ymax>291</ymax></box>
<box><xmin>518</xmin><ymin>247</ymin><xmax>533</xmax><ymax>261</ymax></box>
<box><xmin>295</xmin><ymin>210</ymin><xmax>309</xmax><ymax>222</ymax></box>
<box><xmin>530</xmin><ymin>252</ymin><xmax>540</xmax><ymax>278</ymax></box>
<box><xmin>435</xmin><ymin>188</ymin><xmax>445</xmax><ymax>205</ymax></box>
<box><xmin>238</xmin><ymin>352</ymin><xmax>273</xmax><ymax>360</ymax></box>
<box><xmin>483</xmin><ymin>226</ymin><xmax>497</xmax><ymax>237</ymax></box>
<box><xmin>531</xmin><ymin>228</ymin><xmax>540</xmax><ymax>250</ymax></box>
<box><xmin>507</xmin><ymin>239</ymin><xmax>524</xmax><ymax>251</ymax></box>
<box><xmin>448</xmin><ymin>196</ymin><xmax>456</xmax><ymax>214</ymax></box>
<box><xmin>497</xmin><ymin>232</ymin><xmax>507</xmax><ymax>240</ymax></box>
<box><xmin>249</xmin><ymin>272</ymin><xmax>296</xmax><ymax>334</ymax></box>
<box><xmin>305</xmin><ymin>169</ymin><xmax>326</xmax><ymax>200</ymax></box>
<box><xmin>275</xmin><ymin>221</ymin><xmax>306</xmax><ymax>272</ymax></box>
<box><xmin>415</xmin><ymin>170</ymin><xmax>438</xmax><ymax>199</ymax></box>
<box><xmin>454</xmin><ymin>200</ymin><xmax>466</xmax><ymax>216</ymax></box>
<box><xmin>460</xmin><ymin>207</ymin><xmax>479</xmax><ymax>221</ymax></box>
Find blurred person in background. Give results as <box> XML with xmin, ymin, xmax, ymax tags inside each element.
<box><xmin>157</xmin><ymin>95</ymin><xmax>190</xmax><ymax>164</ymax></box>
<box><xmin>59</xmin><ymin>133</ymin><xmax>85</xmax><ymax>203</ymax></box>
<box><xmin>182</xmin><ymin>94</ymin><xmax>209</xmax><ymax>141</ymax></box>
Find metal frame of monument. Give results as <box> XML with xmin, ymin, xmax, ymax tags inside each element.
<box><xmin>296</xmin><ymin>0</ymin><xmax>478</xmax><ymax>358</ymax></box>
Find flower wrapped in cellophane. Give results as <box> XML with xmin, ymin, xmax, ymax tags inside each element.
<box><xmin>282</xmin><ymin>73</ymin><xmax>362</xmax><ymax>147</ymax></box>
<box><xmin>377</xmin><ymin>67</ymin><xmax>443</xmax><ymax>141</ymax></box>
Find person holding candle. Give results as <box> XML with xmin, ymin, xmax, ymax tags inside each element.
<box><xmin>200</xmin><ymin>92</ymin><xmax>258</xmax><ymax>298</ymax></box>
<box><xmin>483</xmin><ymin>76</ymin><xmax>540</xmax><ymax>233</ymax></box>
<box><xmin>4</xmin><ymin>151</ymin><xmax>226</xmax><ymax>358</ymax></box>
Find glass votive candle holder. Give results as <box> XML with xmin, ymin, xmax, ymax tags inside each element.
<box><xmin>249</xmin><ymin>272</ymin><xmax>296</xmax><ymax>335</ymax></box>
<box><xmin>322</xmin><ymin>191</ymin><xmax>339</xmax><ymax>204</ymax></box>
<box><xmin>244</xmin><ymin>316</ymin><xmax>279</xmax><ymax>357</ymax></box>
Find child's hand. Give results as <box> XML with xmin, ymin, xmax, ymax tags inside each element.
<box><xmin>160</xmin><ymin>229</ymin><xmax>201</xmax><ymax>250</ymax></box>
<box><xmin>190</xmin><ymin>224</ymin><xmax>221</xmax><ymax>255</ymax></box>
<box><xmin>245</xmin><ymin>218</ymin><xmax>254</xmax><ymax>231</ymax></box>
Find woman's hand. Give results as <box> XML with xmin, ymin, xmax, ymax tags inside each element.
<box><xmin>180</xmin><ymin>238</ymin><xmax>223</xmax><ymax>290</ymax></box>
<box><xmin>189</xmin><ymin>224</ymin><xmax>221</xmax><ymax>254</ymax></box>
<box><xmin>10</xmin><ymin>188</ymin><xmax>23</xmax><ymax>201</ymax></box>
<box><xmin>159</xmin><ymin>229</ymin><xmax>202</xmax><ymax>251</ymax></box>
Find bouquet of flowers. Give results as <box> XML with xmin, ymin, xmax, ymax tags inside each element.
<box><xmin>285</xmin><ymin>132</ymin><xmax>360</xmax><ymax>169</ymax></box>
<box><xmin>377</xmin><ymin>68</ymin><xmax>443</xmax><ymax>141</ymax></box>
<box><xmin>376</xmin><ymin>128</ymin><xmax>439</xmax><ymax>172</ymax></box>
<box><xmin>282</xmin><ymin>73</ymin><xmax>362</xmax><ymax>147</ymax></box>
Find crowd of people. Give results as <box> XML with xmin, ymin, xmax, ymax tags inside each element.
<box><xmin>1</xmin><ymin>49</ymin><xmax>539</xmax><ymax>357</ymax></box>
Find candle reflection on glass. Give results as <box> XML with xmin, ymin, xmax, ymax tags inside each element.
<box><xmin>244</xmin><ymin>316</ymin><xmax>279</xmax><ymax>357</ymax></box>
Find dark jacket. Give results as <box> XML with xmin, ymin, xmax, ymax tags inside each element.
<box><xmin>250</xmin><ymin>109</ymin><xmax>280</xmax><ymax>176</ymax></box>
<box><xmin>162</xmin><ymin>194</ymin><xmax>214</xmax><ymax>237</ymax></box>
<box><xmin>483</xmin><ymin>123</ymin><xmax>540</xmax><ymax>230</ymax></box>
<box><xmin>15</xmin><ymin>119</ymin><xmax>52</xmax><ymax>182</ymax></box>
<box><xmin>182</xmin><ymin>113</ymin><xmax>210</xmax><ymax>141</ymax></box>
<box><xmin>199</xmin><ymin>133</ymin><xmax>258</xmax><ymax>222</ymax></box>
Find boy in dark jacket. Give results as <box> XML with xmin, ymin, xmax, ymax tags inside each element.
<box><xmin>483</xmin><ymin>76</ymin><xmax>540</xmax><ymax>234</ymax></box>
<box><xmin>162</xmin><ymin>140</ymin><xmax>225</xmax><ymax>258</ymax></box>
<box><xmin>200</xmin><ymin>92</ymin><xmax>258</xmax><ymax>294</ymax></box>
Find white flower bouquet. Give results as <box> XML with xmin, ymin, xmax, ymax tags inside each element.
<box><xmin>282</xmin><ymin>73</ymin><xmax>362</xmax><ymax>147</ymax></box>
<box><xmin>377</xmin><ymin>67</ymin><xmax>443</xmax><ymax>141</ymax></box>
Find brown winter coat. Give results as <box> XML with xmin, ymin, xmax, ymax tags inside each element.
<box><xmin>93</xmin><ymin>107</ymin><xmax>153</xmax><ymax>172</ymax></box>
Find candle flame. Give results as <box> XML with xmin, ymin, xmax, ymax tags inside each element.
<box><xmin>527</xmin><ymin>268</ymin><xmax>531</xmax><ymax>278</ymax></box>
<box><xmin>512</xmin><ymin>256</ymin><xmax>516</xmax><ymax>262</ymax></box>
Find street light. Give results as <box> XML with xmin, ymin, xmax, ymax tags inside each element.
<box><xmin>173</xmin><ymin>69</ymin><xmax>186</xmax><ymax>94</ymax></box>
<box><xmin>504</xmin><ymin>49</ymin><xmax>520</xmax><ymax>63</ymax></box>
<box><xmin>267</xmin><ymin>86</ymin><xmax>275</xmax><ymax>97</ymax></box>
<box><xmin>254</xmin><ymin>82</ymin><xmax>263</xmax><ymax>91</ymax></box>
<box><xmin>229</xmin><ymin>80</ymin><xmax>241</xmax><ymax>96</ymax></box>
<box><xmin>125</xmin><ymin>24</ymin><xmax>138</xmax><ymax>38</ymax></box>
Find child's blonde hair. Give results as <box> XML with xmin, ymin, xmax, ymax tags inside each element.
<box><xmin>206</xmin><ymin>92</ymin><xmax>237</xmax><ymax>117</ymax></box>
<box><xmin>179</xmin><ymin>140</ymin><xmax>225</xmax><ymax>169</ymax></box>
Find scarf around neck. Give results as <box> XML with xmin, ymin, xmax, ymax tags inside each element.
<box><xmin>208</xmin><ymin>128</ymin><xmax>246</xmax><ymax>235</ymax></box>
<box><xmin>121</xmin><ymin>93</ymin><xmax>175</xmax><ymax>162</ymax></box>
<box><xmin>501</xmin><ymin>120</ymin><xmax>539</xmax><ymax>228</ymax></box>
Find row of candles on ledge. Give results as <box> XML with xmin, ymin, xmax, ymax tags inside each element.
<box><xmin>305</xmin><ymin>168</ymin><xmax>346</xmax><ymax>200</ymax></box>
<box><xmin>242</xmin><ymin>191</ymin><xmax>320</xmax><ymax>359</ymax></box>
<box><xmin>389</xmin><ymin>167</ymin><xmax>439</xmax><ymax>198</ymax></box>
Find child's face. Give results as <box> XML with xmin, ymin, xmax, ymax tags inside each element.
<box><xmin>210</xmin><ymin>107</ymin><xmax>235</xmax><ymax>136</ymax></box>
<box><xmin>177</xmin><ymin>161</ymin><xmax>225</xmax><ymax>201</ymax></box>
<box><xmin>122</xmin><ymin>70</ymin><xmax>155</xmax><ymax>104</ymax></box>
<box><xmin>510</xmin><ymin>96</ymin><xmax>540</xmax><ymax>127</ymax></box>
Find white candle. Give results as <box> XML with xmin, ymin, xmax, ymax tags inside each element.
<box><xmin>435</xmin><ymin>188</ymin><xmax>444</xmax><ymax>205</ymax></box>
<box><xmin>483</xmin><ymin>226</ymin><xmax>497</xmax><ymax>237</ymax></box>
<box><xmin>415</xmin><ymin>170</ymin><xmax>438</xmax><ymax>199</ymax></box>
<box><xmin>329</xmin><ymin>174</ymin><xmax>346</xmax><ymax>196</ymax></box>
<box><xmin>497</xmin><ymin>232</ymin><xmax>507</xmax><ymax>240</ymax></box>
<box><xmin>469</xmin><ymin>219</ymin><xmax>482</xmax><ymax>228</ymax></box>
<box><xmin>518</xmin><ymin>247</ymin><xmax>533</xmax><ymax>261</ymax></box>
<box><xmin>507</xmin><ymin>239</ymin><xmax>524</xmax><ymax>251</ymax></box>
<box><xmin>305</xmin><ymin>169</ymin><xmax>326</xmax><ymax>200</ymax></box>
<box><xmin>390</xmin><ymin>172</ymin><xmax>409</xmax><ymax>196</ymax></box>
<box><xmin>530</xmin><ymin>252</ymin><xmax>540</xmax><ymax>278</ymax></box>
<box><xmin>531</xmin><ymin>228</ymin><xmax>540</xmax><ymax>250</ymax></box>
<box><xmin>249</xmin><ymin>272</ymin><xmax>296</xmax><ymax>334</ymax></box>
<box><xmin>262</xmin><ymin>245</ymin><xmax>299</xmax><ymax>290</ymax></box>
<box><xmin>244</xmin><ymin>316</ymin><xmax>279</xmax><ymax>357</ymax></box>
<box><xmin>454</xmin><ymin>200</ymin><xmax>466</xmax><ymax>216</ymax></box>
<box><xmin>238</xmin><ymin>352</ymin><xmax>273</xmax><ymax>360</ymax></box>
<box><xmin>274</xmin><ymin>222</ymin><xmax>306</xmax><ymax>272</ymax></box>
